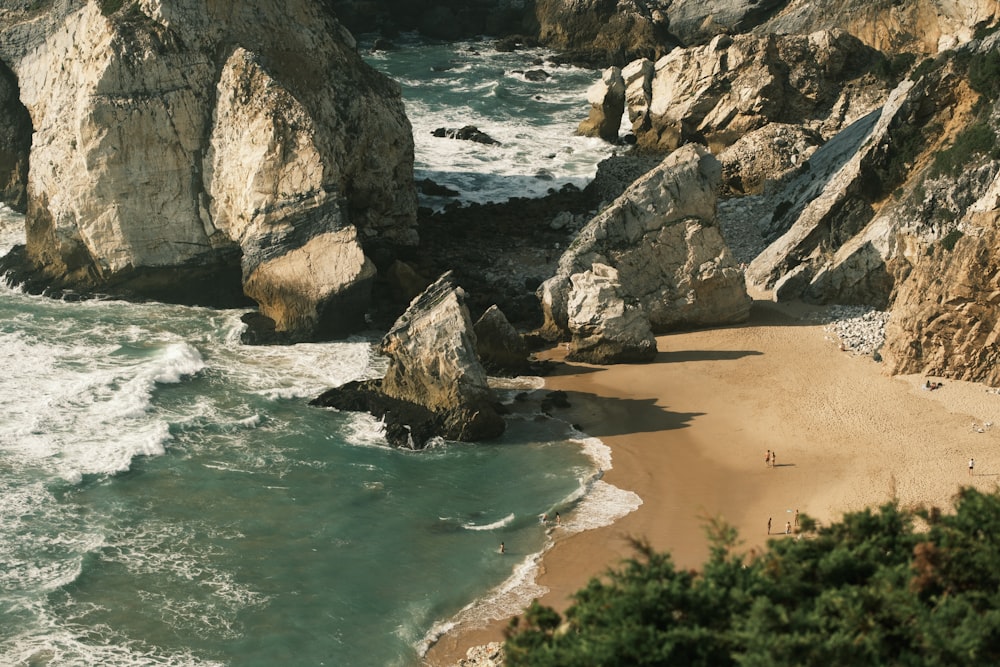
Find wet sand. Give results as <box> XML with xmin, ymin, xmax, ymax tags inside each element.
<box><xmin>424</xmin><ymin>300</ymin><xmax>1000</xmax><ymax>665</ymax></box>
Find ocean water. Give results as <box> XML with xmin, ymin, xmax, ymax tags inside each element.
<box><xmin>0</xmin><ymin>39</ymin><xmax>639</xmax><ymax>667</ymax></box>
<box><xmin>362</xmin><ymin>34</ymin><xmax>622</xmax><ymax>208</ymax></box>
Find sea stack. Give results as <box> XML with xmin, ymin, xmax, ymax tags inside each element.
<box><xmin>0</xmin><ymin>0</ymin><xmax>417</xmax><ymax>341</ymax></box>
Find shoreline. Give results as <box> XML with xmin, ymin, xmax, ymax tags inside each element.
<box><xmin>423</xmin><ymin>299</ymin><xmax>1000</xmax><ymax>665</ymax></box>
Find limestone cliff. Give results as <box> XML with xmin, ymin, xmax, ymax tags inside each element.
<box><xmin>623</xmin><ymin>30</ymin><xmax>888</xmax><ymax>152</ymax></box>
<box><xmin>758</xmin><ymin>0</ymin><xmax>1000</xmax><ymax>55</ymax></box>
<box><xmin>0</xmin><ymin>0</ymin><xmax>416</xmax><ymax>341</ymax></box>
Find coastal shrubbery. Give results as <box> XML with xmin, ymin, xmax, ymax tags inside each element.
<box><xmin>505</xmin><ymin>488</ymin><xmax>1000</xmax><ymax>666</ymax></box>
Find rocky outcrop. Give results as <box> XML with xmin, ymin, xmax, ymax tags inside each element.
<box><xmin>0</xmin><ymin>1</ymin><xmax>417</xmax><ymax>341</ymax></box>
<box><xmin>881</xmin><ymin>206</ymin><xmax>1000</xmax><ymax>384</ymax></box>
<box><xmin>577</xmin><ymin>66</ymin><xmax>626</xmax><ymax>142</ymax></box>
<box><xmin>664</xmin><ymin>0</ymin><xmax>788</xmax><ymax>47</ymax></box>
<box><xmin>538</xmin><ymin>144</ymin><xmax>750</xmax><ymax>341</ymax></box>
<box><xmin>566</xmin><ymin>263</ymin><xmax>657</xmax><ymax>363</ymax></box>
<box><xmin>312</xmin><ymin>272</ymin><xmax>506</xmax><ymax>447</ymax></box>
<box><xmin>718</xmin><ymin>124</ymin><xmax>823</xmax><ymax>195</ymax></box>
<box><xmin>0</xmin><ymin>59</ymin><xmax>28</xmax><ymax>212</ymax></box>
<box><xmin>743</xmin><ymin>36</ymin><xmax>998</xmax><ymax>308</ymax></box>
<box><xmin>757</xmin><ymin>0</ymin><xmax>1000</xmax><ymax>55</ymax></box>
<box><xmin>534</xmin><ymin>0</ymin><xmax>674</xmax><ymax>65</ymax></box>
<box><xmin>622</xmin><ymin>30</ymin><xmax>888</xmax><ymax>152</ymax></box>
<box><xmin>474</xmin><ymin>305</ymin><xmax>531</xmax><ymax>375</ymax></box>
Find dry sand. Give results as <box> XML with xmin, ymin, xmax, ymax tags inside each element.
<box><xmin>424</xmin><ymin>300</ymin><xmax>1000</xmax><ymax>665</ymax></box>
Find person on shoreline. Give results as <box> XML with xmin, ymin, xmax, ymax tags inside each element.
<box><xmin>767</xmin><ymin>517</ymin><xmax>772</xmax><ymax>534</ymax></box>
<box><xmin>969</xmin><ymin>458</ymin><xmax>975</xmax><ymax>476</ymax></box>
<box><xmin>794</xmin><ymin>509</ymin><xmax>799</xmax><ymax>531</ymax></box>
<box><xmin>772</xmin><ymin>451</ymin><xmax>777</xmax><ymax>468</ymax></box>
<box><xmin>765</xmin><ymin>449</ymin><xmax>771</xmax><ymax>467</ymax></box>
<box><xmin>499</xmin><ymin>542</ymin><xmax>505</xmax><ymax>554</ymax></box>
<box><xmin>785</xmin><ymin>521</ymin><xmax>791</xmax><ymax>535</ymax></box>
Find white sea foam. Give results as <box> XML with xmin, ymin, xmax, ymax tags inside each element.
<box><xmin>462</xmin><ymin>513</ymin><xmax>516</xmax><ymax>531</ymax></box>
<box><xmin>364</xmin><ymin>36</ymin><xmax>618</xmax><ymax>209</ymax></box>
<box><xmin>417</xmin><ymin>550</ymin><xmax>548</xmax><ymax>658</ymax></box>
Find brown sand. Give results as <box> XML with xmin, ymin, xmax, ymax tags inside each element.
<box><xmin>423</xmin><ymin>300</ymin><xmax>1000</xmax><ymax>665</ymax></box>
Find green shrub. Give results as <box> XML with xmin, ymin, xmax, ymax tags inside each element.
<box><xmin>909</xmin><ymin>57</ymin><xmax>937</xmax><ymax>82</ymax></box>
<box><xmin>98</xmin><ymin>0</ymin><xmax>126</xmax><ymax>15</ymax></box>
<box><xmin>968</xmin><ymin>49</ymin><xmax>1000</xmax><ymax>101</ymax></box>
<box><xmin>505</xmin><ymin>488</ymin><xmax>1000</xmax><ymax>667</ymax></box>
<box><xmin>931</xmin><ymin>121</ymin><xmax>999</xmax><ymax>177</ymax></box>
<box><xmin>940</xmin><ymin>228</ymin><xmax>964</xmax><ymax>251</ymax></box>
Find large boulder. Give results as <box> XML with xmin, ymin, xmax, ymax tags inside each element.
<box><xmin>0</xmin><ymin>1</ymin><xmax>417</xmax><ymax>341</ymax></box>
<box><xmin>566</xmin><ymin>263</ymin><xmax>657</xmax><ymax>364</ymax></box>
<box><xmin>576</xmin><ymin>66</ymin><xmax>626</xmax><ymax>143</ymax></box>
<box><xmin>623</xmin><ymin>30</ymin><xmax>887</xmax><ymax>152</ymax></box>
<box><xmin>534</xmin><ymin>0</ymin><xmax>673</xmax><ymax>66</ymax></box>
<box><xmin>538</xmin><ymin>144</ymin><xmax>750</xmax><ymax>339</ymax></box>
<box><xmin>313</xmin><ymin>272</ymin><xmax>506</xmax><ymax>447</ymax></box>
<box><xmin>474</xmin><ymin>305</ymin><xmax>531</xmax><ymax>376</ymax></box>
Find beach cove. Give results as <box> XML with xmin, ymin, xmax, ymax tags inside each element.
<box><xmin>426</xmin><ymin>298</ymin><xmax>1000</xmax><ymax>665</ymax></box>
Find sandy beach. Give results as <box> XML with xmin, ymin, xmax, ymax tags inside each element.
<box><xmin>424</xmin><ymin>299</ymin><xmax>1000</xmax><ymax>665</ymax></box>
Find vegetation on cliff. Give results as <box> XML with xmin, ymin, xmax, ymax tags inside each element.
<box><xmin>505</xmin><ymin>488</ymin><xmax>1000</xmax><ymax>666</ymax></box>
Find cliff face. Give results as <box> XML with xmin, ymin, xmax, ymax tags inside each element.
<box><xmin>758</xmin><ymin>0</ymin><xmax>1000</xmax><ymax>54</ymax></box>
<box><xmin>0</xmin><ymin>0</ymin><xmax>416</xmax><ymax>340</ymax></box>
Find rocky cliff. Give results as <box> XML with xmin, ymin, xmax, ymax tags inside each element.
<box><xmin>0</xmin><ymin>0</ymin><xmax>416</xmax><ymax>341</ymax></box>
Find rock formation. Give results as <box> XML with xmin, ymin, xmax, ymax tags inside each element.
<box><xmin>313</xmin><ymin>272</ymin><xmax>506</xmax><ymax>447</ymax></box>
<box><xmin>538</xmin><ymin>144</ymin><xmax>751</xmax><ymax>343</ymax></box>
<box><xmin>0</xmin><ymin>1</ymin><xmax>417</xmax><ymax>341</ymax></box>
<box><xmin>577</xmin><ymin>66</ymin><xmax>626</xmax><ymax>143</ymax></box>
<box><xmin>881</xmin><ymin>205</ymin><xmax>1000</xmax><ymax>384</ymax></box>
<box><xmin>534</xmin><ymin>0</ymin><xmax>674</xmax><ymax>65</ymax></box>
<box><xmin>757</xmin><ymin>0</ymin><xmax>1000</xmax><ymax>55</ymax></box>
<box><xmin>621</xmin><ymin>30</ymin><xmax>888</xmax><ymax>152</ymax></box>
<box><xmin>566</xmin><ymin>263</ymin><xmax>658</xmax><ymax>363</ymax></box>
<box><xmin>0</xmin><ymin>59</ymin><xmax>28</xmax><ymax>212</ymax></box>
<box><xmin>741</xmin><ymin>37</ymin><xmax>999</xmax><ymax>308</ymax></box>
<box><xmin>474</xmin><ymin>305</ymin><xmax>531</xmax><ymax>375</ymax></box>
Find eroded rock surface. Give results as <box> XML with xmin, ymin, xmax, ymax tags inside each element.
<box><xmin>539</xmin><ymin>144</ymin><xmax>750</xmax><ymax>342</ymax></box>
<box><xmin>313</xmin><ymin>272</ymin><xmax>505</xmax><ymax>447</ymax></box>
<box><xmin>0</xmin><ymin>1</ymin><xmax>416</xmax><ymax>341</ymax></box>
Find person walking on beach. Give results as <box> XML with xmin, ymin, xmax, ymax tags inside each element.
<box><xmin>767</xmin><ymin>517</ymin><xmax>772</xmax><ymax>534</ymax></box>
<box><xmin>771</xmin><ymin>451</ymin><xmax>777</xmax><ymax>468</ymax></box>
<box><xmin>765</xmin><ymin>449</ymin><xmax>771</xmax><ymax>467</ymax></box>
<box><xmin>785</xmin><ymin>521</ymin><xmax>791</xmax><ymax>535</ymax></box>
<box><xmin>794</xmin><ymin>509</ymin><xmax>799</xmax><ymax>531</ymax></box>
<box><xmin>969</xmin><ymin>458</ymin><xmax>975</xmax><ymax>476</ymax></box>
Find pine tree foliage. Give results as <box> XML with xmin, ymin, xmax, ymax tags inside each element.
<box><xmin>504</xmin><ymin>488</ymin><xmax>1000</xmax><ymax>666</ymax></box>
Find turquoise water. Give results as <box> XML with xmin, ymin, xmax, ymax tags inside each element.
<box><xmin>0</xmin><ymin>38</ymin><xmax>638</xmax><ymax>666</ymax></box>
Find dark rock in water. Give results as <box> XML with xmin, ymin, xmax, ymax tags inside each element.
<box><xmin>417</xmin><ymin>178</ymin><xmax>460</xmax><ymax>197</ymax></box>
<box><xmin>372</xmin><ymin>38</ymin><xmax>396</xmax><ymax>51</ymax></box>
<box><xmin>241</xmin><ymin>311</ymin><xmax>291</xmax><ymax>345</ymax></box>
<box><xmin>474</xmin><ymin>305</ymin><xmax>530</xmax><ymax>376</ymax></box>
<box><xmin>431</xmin><ymin>126</ymin><xmax>502</xmax><ymax>145</ymax></box>
<box><xmin>522</xmin><ymin>69</ymin><xmax>550</xmax><ymax>81</ymax></box>
<box><xmin>311</xmin><ymin>380</ymin><xmax>442</xmax><ymax>449</ymax></box>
